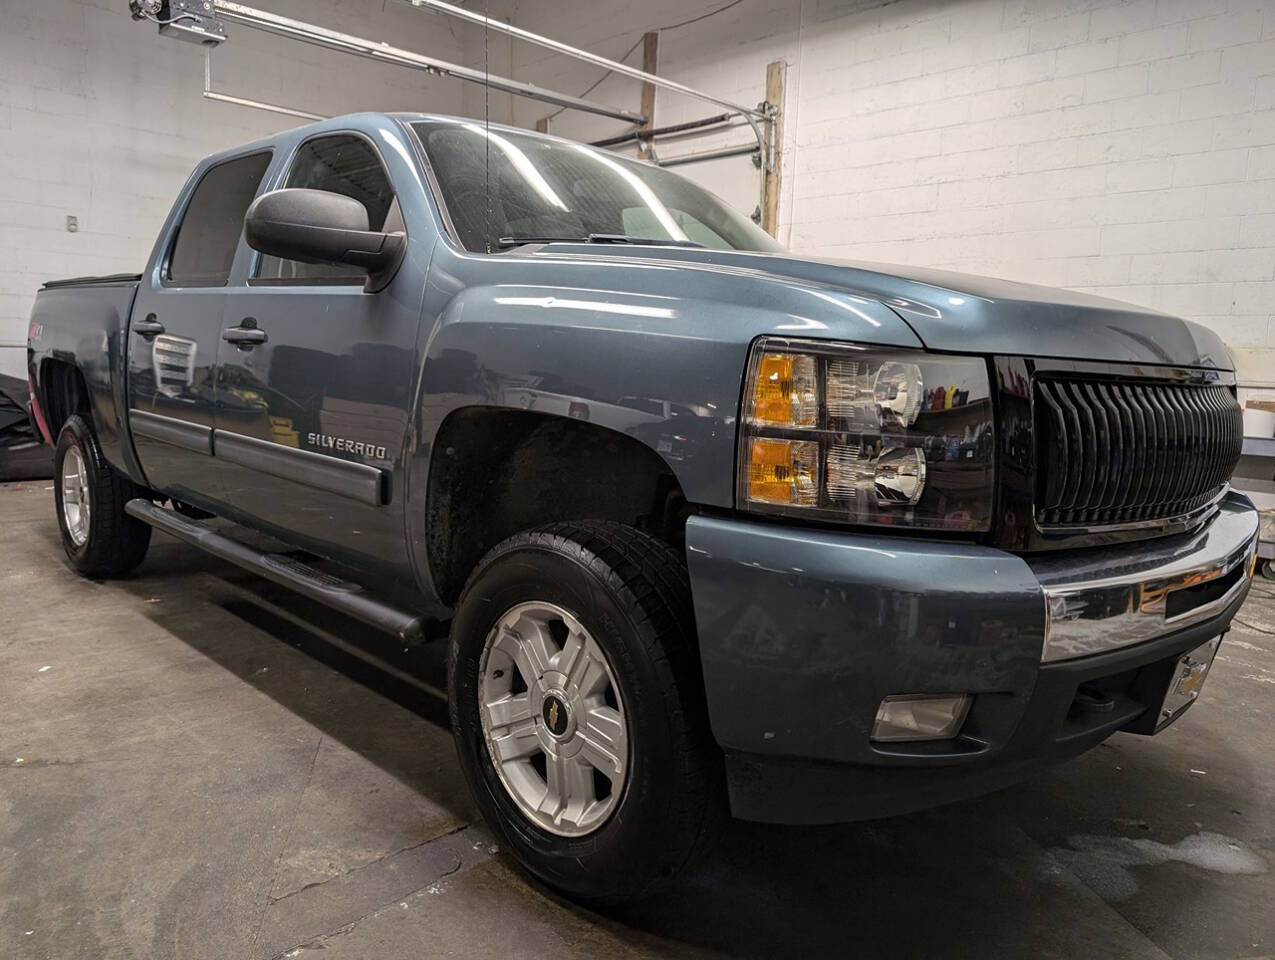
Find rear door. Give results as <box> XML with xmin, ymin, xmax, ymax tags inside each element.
<box><xmin>213</xmin><ymin>131</ymin><xmax>420</xmax><ymax>573</ymax></box>
<box><xmin>127</xmin><ymin>151</ymin><xmax>271</xmax><ymax>507</ymax></box>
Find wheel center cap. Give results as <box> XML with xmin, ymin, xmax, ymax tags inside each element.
<box><xmin>541</xmin><ymin>693</ymin><xmax>571</xmax><ymax>738</ymax></box>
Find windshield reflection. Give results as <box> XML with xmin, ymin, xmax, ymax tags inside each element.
<box><xmin>411</xmin><ymin>119</ymin><xmax>784</xmax><ymax>255</ymax></box>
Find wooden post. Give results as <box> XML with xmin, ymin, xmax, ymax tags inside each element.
<box><xmin>638</xmin><ymin>31</ymin><xmax>659</xmax><ymax>159</ymax></box>
<box><xmin>535</xmin><ymin>117</ymin><xmax>549</xmax><ymax>133</ymax></box>
<box><xmin>761</xmin><ymin>59</ymin><xmax>786</xmax><ymax>238</ymax></box>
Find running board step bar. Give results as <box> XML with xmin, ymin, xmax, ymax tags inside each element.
<box><xmin>125</xmin><ymin>498</ymin><xmax>428</xmax><ymax>642</ymax></box>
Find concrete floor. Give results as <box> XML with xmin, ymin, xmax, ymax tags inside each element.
<box><xmin>2</xmin><ymin>480</ymin><xmax>1274</xmax><ymax>960</ymax></box>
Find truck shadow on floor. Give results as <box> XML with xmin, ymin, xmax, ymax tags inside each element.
<box><xmin>116</xmin><ymin>539</ymin><xmax>471</xmax><ymax>818</ymax></box>
<box><xmin>116</xmin><ymin>540</ymin><xmax>1256</xmax><ymax>960</ymax></box>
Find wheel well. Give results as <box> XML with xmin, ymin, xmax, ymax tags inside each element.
<box><xmin>39</xmin><ymin>360</ymin><xmax>90</xmax><ymax>438</ymax></box>
<box><xmin>427</xmin><ymin>407</ymin><xmax>689</xmax><ymax>606</ymax></box>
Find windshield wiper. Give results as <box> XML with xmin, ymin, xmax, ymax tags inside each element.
<box><xmin>495</xmin><ymin>233</ymin><xmax>706</xmax><ymax>249</ymax></box>
<box><xmin>587</xmin><ymin>233</ymin><xmax>706</xmax><ymax>248</ymax></box>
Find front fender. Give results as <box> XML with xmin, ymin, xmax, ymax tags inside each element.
<box><xmin>400</xmin><ymin>245</ymin><xmax>924</xmax><ymax>604</ymax></box>
<box><xmin>411</xmin><ymin>284</ymin><xmax>753</xmax><ymax>510</ymax></box>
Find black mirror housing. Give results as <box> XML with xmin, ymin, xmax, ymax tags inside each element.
<box><xmin>244</xmin><ymin>188</ymin><xmax>405</xmax><ymax>291</ymax></box>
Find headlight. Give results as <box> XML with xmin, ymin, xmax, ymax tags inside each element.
<box><xmin>738</xmin><ymin>337</ymin><xmax>994</xmax><ymax>531</ymax></box>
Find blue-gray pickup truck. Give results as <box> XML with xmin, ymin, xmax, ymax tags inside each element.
<box><xmin>26</xmin><ymin>112</ymin><xmax>1258</xmax><ymax>901</ymax></box>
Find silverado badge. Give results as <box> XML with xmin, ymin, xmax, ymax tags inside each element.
<box><xmin>306</xmin><ymin>432</ymin><xmax>388</xmax><ymax>460</ymax></box>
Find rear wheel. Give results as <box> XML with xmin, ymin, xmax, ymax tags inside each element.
<box><xmin>449</xmin><ymin>521</ymin><xmax>723</xmax><ymax>903</ymax></box>
<box><xmin>54</xmin><ymin>415</ymin><xmax>151</xmax><ymax>577</ymax></box>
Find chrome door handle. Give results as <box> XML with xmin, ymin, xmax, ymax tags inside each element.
<box><xmin>134</xmin><ymin>314</ymin><xmax>165</xmax><ymax>339</ymax></box>
<box><xmin>223</xmin><ymin>325</ymin><xmax>268</xmax><ymax>347</ymax></box>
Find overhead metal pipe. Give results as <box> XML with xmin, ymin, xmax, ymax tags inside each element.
<box><xmin>591</xmin><ymin>112</ymin><xmax>734</xmax><ymax>148</ymax></box>
<box><xmin>203</xmin><ymin>90</ymin><xmax>326</xmax><ymax>121</ymax></box>
<box><xmin>203</xmin><ymin>49</ymin><xmax>327</xmax><ymax>121</ymax></box>
<box><xmin>655</xmin><ymin>143</ymin><xmax>760</xmax><ymax>168</ymax></box>
<box><xmin>212</xmin><ymin>1</ymin><xmax>646</xmax><ymax>125</ymax></box>
<box><xmin>399</xmin><ymin>0</ymin><xmax>770</xmax><ymax>122</ymax></box>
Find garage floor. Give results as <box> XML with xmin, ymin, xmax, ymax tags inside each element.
<box><xmin>2</xmin><ymin>479</ymin><xmax>1274</xmax><ymax>960</ymax></box>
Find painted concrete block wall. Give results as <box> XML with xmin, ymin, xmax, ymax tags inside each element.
<box><xmin>788</xmin><ymin>0</ymin><xmax>1275</xmax><ymax>394</ymax></box>
<box><xmin>6</xmin><ymin>1</ymin><xmax>1273</xmax><ymax>390</ymax></box>
<box><xmin>480</xmin><ymin>0</ymin><xmax>1275</xmax><ymax>392</ymax></box>
<box><xmin>0</xmin><ymin>0</ymin><xmax>473</xmax><ymax>379</ymax></box>
<box><xmin>469</xmin><ymin>0</ymin><xmax>799</xmax><ymax>229</ymax></box>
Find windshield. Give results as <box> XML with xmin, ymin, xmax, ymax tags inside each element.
<box><xmin>410</xmin><ymin>120</ymin><xmax>785</xmax><ymax>254</ymax></box>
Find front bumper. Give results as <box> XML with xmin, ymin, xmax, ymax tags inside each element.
<box><xmin>684</xmin><ymin>492</ymin><xmax>1258</xmax><ymax>825</ymax></box>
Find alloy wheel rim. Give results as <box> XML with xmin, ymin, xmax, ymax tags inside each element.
<box><xmin>60</xmin><ymin>446</ymin><xmax>91</xmax><ymax>547</ymax></box>
<box><xmin>477</xmin><ymin>601</ymin><xmax>629</xmax><ymax>838</ymax></box>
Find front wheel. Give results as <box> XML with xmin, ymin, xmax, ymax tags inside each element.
<box><xmin>448</xmin><ymin>521</ymin><xmax>723</xmax><ymax>903</ymax></box>
<box><xmin>54</xmin><ymin>415</ymin><xmax>151</xmax><ymax>577</ymax></box>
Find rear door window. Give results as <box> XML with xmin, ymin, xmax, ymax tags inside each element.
<box><xmin>167</xmin><ymin>152</ymin><xmax>271</xmax><ymax>286</ymax></box>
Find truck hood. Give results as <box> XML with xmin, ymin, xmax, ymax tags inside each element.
<box><xmin>545</xmin><ymin>245</ymin><xmax>1232</xmax><ymax>370</ymax></box>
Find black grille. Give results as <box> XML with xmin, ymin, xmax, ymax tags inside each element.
<box><xmin>1035</xmin><ymin>378</ymin><xmax>1242</xmax><ymax>527</ymax></box>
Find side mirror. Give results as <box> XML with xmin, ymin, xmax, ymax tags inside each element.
<box><xmin>244</xmin><ymin>188</ymin><xmax>405</xmax><ymax>291</ymax></box>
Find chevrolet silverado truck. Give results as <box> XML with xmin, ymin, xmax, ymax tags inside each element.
<box><xmin>26</xmin><ymin>113</ymin><xmax>1257</xmax><ymax>901</ymax></box>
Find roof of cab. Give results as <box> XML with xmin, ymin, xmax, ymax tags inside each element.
<box><xmin>195</xmin><ymin>111</ymin><xmax>589</xmax><ymax>171</ymax></box>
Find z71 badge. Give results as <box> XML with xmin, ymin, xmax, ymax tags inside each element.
<box><xmin>306</xmin><ymin>433</ymin><xmax>388</xmax><ymax>460</ymax></box>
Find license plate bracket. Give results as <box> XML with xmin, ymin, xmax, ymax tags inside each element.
<box><xmin>1154</xmin><ymin>636</ymin><xmax>1221</xmax><ymax>731</ymax></box>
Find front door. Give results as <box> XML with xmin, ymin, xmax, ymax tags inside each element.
<box><xmin>214</xmin><ymin>132</ymin><xmax>422</xmax><ymax>574</ymax></box>
<box><xmin>127</xmin><ymin>151</ymin><xmax>272</xmax><ymax>509</ymax></box>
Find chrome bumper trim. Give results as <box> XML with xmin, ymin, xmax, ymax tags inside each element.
<box><xmin>1035</xmin><ymin>492</ymin><xmax>1258</xmax><ymax>664</ymax></box>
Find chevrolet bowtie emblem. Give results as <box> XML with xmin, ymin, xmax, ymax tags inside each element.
<box><xmin>543</xmin><ymin>695</ymin><xmax>569</xmax><ymax>736</ymax></box>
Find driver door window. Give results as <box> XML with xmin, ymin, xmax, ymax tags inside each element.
<box><xmin>256</xmin><ymin>134</ymin><xmax>403</xmax><ymax>283</ymax></box>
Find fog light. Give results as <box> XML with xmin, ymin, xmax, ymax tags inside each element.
<box><xmin>871</xmin><ymin>694</ymin><xmax>971</xmax><ymax>742</ymax></box>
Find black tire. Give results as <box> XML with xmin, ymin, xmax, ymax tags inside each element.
<box><xmin>449</xmin><ymin>521</ymin><xmax>724</xmax><ymax>903</ymax></box>
<box><xmin>53</xmin><ymin>414</ymin><xmax>151</xmax><ymax>578</ymax></box>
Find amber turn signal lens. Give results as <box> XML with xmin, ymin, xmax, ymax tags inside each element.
<box><xmin>752</xmin><ymin>353</ymin><xmax>817</xmax><ymax>426</ymax></box>
<box><xmin>747</xmin><ymin>438</ymin><xmax>818</xmax><ymax>505</ymax></box>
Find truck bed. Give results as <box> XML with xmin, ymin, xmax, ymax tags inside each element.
<box><xmin>40</xmin><ymin>273</ymin><xmax>143</xmax><ymax>290</ymax></box>
<box><xmin>28</xmin><ymin>274</ymin><xmax>143</xmax><ymax>477</ymax></box>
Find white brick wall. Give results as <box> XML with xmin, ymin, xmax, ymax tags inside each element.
<box><xmin>0</xmin><ymin>0</ymin><xmax>473</xmax><ymax>379</ymax></box>
<box><xmin>6</xmin><ymin>0</ymin><xmax>1274</xmax><ymax>393</ymax></box>
<box><xmin>479</xmin><ymin>0</ymin><xmax>1275</xmax><ymax>393</ymax></box>
<box><xmin>465</xmin><ymin>0</ymin><xmax>802</xmax><ymax>221</ymax></box>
